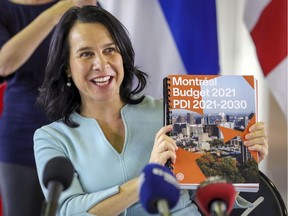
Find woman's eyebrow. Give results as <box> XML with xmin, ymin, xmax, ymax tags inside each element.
<box><xmin>76</xmin><ymin>46</ymin><xmax>93</xmax><ymax>53</ymax></box>
<box><xmin>75</xmin><ymin>42</ymin><xmax>116</xmax><ymax>53</ymax></box>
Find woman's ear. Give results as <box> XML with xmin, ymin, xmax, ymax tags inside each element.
<box><xmin>65</xmin><ymin>67</ymin><xmax>70</xmax><ymax>76</ymax></box>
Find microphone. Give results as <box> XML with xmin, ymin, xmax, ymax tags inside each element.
<box><xmin>195</xmin><ymin>176</ymin><xmax>236</xmax><ymax>216</ymax></box>
<box><xmin>139</xmin><ymin>163</ymin><xmax>180</xmax><ymax>216</ymax></box>
<box><xmin>42</xmin><ymin>156</ymin><xmax>74</xmax><ymax>216</ymax></box>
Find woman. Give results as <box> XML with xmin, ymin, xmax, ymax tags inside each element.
<box><xmin>0</xmin><ymin>1</ymin><xmax>96</xmax><ymax>215</ymax></box>
<box><xmin>34</xmin><ymin>6</ymin><xmax>268</xmax><ymax>215</ymax></box>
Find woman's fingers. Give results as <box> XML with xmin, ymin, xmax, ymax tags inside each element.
<box><xmin>245</xmin><ymin>122</ymin><xmax>268</xmax><ymax>162</ymax></box>
<box><xmin>248</xmin><ymin>122</ymin><xmax>266</xmax><ymax>133</ymax></box>
<box><xmin>150</xmin><ymin>125</ymin><xmax>178</xmax><ymax>165</ymax></box>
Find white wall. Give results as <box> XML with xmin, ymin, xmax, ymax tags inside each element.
<box><xmin>217</xmin><ymin>0</ymin><xmax>287</xmax><ymax>206</ymax></box>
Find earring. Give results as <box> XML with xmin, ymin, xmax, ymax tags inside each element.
<box><xmin>67</xmin><ymin>75</ymin><xmax>72</xmax><ymax>87</ymax></box>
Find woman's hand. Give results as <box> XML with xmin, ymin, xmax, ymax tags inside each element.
<box><xmin>149</xmin><ymin>125</ymin><xmax>178</xmax><ymax>166</ymax></box>
<box><xmin>244</xmin><ymin>122</ymin><xmax>268</xmax><ymax>162</ymax></box>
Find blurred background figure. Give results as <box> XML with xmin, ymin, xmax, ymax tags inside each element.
<box><xmin>0</xmin><ymin>1</ymin><xmax>97</xmax><ymax>215</ymax></box>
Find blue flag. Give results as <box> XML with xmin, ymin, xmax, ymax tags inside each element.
<box><xmin>102</xmin><ymin>0</ymin><xmax>219</xmax><ymax>98</ymax></box>
<box><xmin>159</xmin><ymin>0</ymin><xmax>219</xmax><ymax>75</ymax></box>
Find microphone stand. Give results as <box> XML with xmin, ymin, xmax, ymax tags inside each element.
<box><xmin>210</xmin><ymin>200</ymin><xmax>228</xmax><ymax>216</ymax></box>
<box><xmin>43</xmin><ymin>181</ymin><xmax>64</xmax><ymax>216</ymax></box>
<box><xmin>157</xmin><ymin>199</ymin><xmax>171</xmax><ymax>216</ymax></box>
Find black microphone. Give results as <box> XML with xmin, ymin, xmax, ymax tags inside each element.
<box><xmin>42</xmin><ymin>156</ymin><xmax>74</xmax><ymax>216</ymax></box>
<box><xmin>139</xmin><ymin>163</ymin><xmax>180</xmax><ymax>216</ymax></box>
<box><xmin>195</xmin><ymin>176</ymin><xmax>236</xmax><ymax>216</ymax></box>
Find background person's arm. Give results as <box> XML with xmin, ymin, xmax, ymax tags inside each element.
<box><xmin>0</xmin><ymin>0</ymin><xmax>96</xmax><ymax>77</ymax></box>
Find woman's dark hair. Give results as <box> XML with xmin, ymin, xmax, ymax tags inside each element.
<box><xmin>37</xmin><ymin>6</ymin><xmax>148</xmax><ymax>127</ymax></box>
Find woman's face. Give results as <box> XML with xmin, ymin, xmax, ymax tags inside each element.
<box><xmin>68</xmin><ymin>22</ymin><xmax>124</xmax><ymax>106</ymax></box>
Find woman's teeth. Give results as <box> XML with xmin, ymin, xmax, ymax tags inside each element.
<box><xmin>92</xmin><ymin>76</ymin><xmax>110</xmax><ymax>86</ymax></box>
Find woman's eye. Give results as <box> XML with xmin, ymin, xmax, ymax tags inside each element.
<box><xmin>80</xmin><ymin>52</ymin><xmax>93</xmax><ymax>58</ymax></box>
<box><xmin>104</xmin><ymin>47</ymin><xmax>116</xmax><ymax>54</ymax></box>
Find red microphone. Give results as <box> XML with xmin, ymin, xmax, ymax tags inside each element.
<box><xmin>195</xmin><ymin>176</ymin><xmax>236</xmax><ymax>216</ymax></box>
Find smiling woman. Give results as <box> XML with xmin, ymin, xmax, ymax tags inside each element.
<box><xmin>37</xmin><ymin>6</ymin><xmax>148</xmax><ymax>128</ymax></box>
<box><xmin>33</xmin><ymin>5</ymin><xmax>269</xmax><ymax>216</ymax></box>
<box><xmin>34</xmin><ymin>6</ymin><xmax>194</xmax><ymax>216</ymax></box>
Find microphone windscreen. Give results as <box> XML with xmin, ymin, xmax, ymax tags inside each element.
<box><xmin>195</xmin><ymin>179</ymin><xmax>235</xmax><ymax>216</ymax></box>
<box><xmin>43</xmin><ymin>156</ymin><xmax>74</xmax><ymax>190</ymax></box>
<box><xmin>139</xmin><ymin>163</ymin><xmax>180</xmax><ymax>214</ymax></box>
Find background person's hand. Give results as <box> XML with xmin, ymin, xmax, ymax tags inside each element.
<box><xmin>47</xmin><ymin>0</ymin><xmax>97</xmax><ymax>25</ymax></box>
<box><xmin>72</xmin><ymin>0</ymin><xmax>98</xmax><ymax>7</ymax></box>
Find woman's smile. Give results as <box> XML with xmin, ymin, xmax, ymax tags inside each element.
<box><xmin>90</xmin><ymin>75</ymin><xmax>113</xmax><ymax>86</ymax></box>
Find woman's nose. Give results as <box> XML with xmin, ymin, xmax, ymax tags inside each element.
<box><xmin>92</xmin><ymin>54</ymin><xmax>108</xmax><ymax>71</ymax></box>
